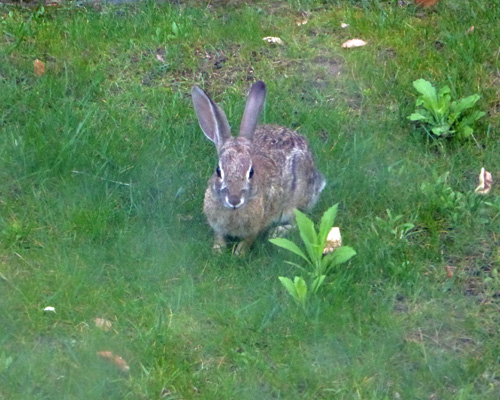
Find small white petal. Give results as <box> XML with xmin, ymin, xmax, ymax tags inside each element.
<box><xmin>341</xmin><ymin>23</ymin><xmax>349</xmax><ymax>28</ymax></box>
<box><xmin>44</xmin><ymin>306</ymin><xmax>56</xmax><ymax>312</ymax></box>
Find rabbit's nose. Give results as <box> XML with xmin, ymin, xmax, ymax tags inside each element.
<box><xmin>226</xmin><ymin>195</ymin><xmax>244</xmax><ymax>209</ymax></box>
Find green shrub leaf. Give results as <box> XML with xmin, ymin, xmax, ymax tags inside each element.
<box><xmin>318</xmin><ymin>204</ymin><xmax>338</xmax><ymax>250</ymax></box>
<box><xmin>322</xmin><ymin>246</ymin><xmax>356</xmax><ymax>272</ymax></box>
<box><xmin>269</xmin><ymin>238</ymin><xmax>311</xmax><ymax>265</ymax></box>
<box><xmin>295</xmin><ymin>209</ymin><xmax>319</xmax><ymax>262</ymax></box>
<box><xmin>279</xmin><ymin>276</ymin><xmax>298</xmax><ymax>299</ymax></box>
<box><xmin>452</xmin><ymin>94</ymin><xmax>481</xmax><ymax>115</ymax></box>
<box><xmin>311</xmin><ymin>275</ymin><xmax>326</xmax><ymax>294</ymax></box>
<box><xmin>408</xmin><ymin>112</ymin><xmax>427</xmax><ymax>121</ymax></box>
<box><xmin>294</xmin><ymin>276</ymin><xmax>308</xmax><ymax>301</ymax></box>
<box><xmin>413</xmin><ymin>78</ymin><xmax>438</xmax><ymax>110</ymax></box>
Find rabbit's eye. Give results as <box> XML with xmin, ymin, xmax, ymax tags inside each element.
<box><xmin>248</xmin><ymin>167</ymin><xmax>254</xmax><ymax>179</ymax></box>
<box><xmin>216</xmin><ymin>165</ymin><xmax>222</xmax><ymax>178</ymax></box>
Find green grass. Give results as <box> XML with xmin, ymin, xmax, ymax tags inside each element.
<box><xmin>1</xmin><ymin>0</ymin><xmax>499</xmax><ymax>398</ymax></box>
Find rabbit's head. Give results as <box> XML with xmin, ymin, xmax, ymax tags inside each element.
<box><xmin>192</xmin><ymin>82</ymin><xmax>266</xmax><ymax>209</ymax></box>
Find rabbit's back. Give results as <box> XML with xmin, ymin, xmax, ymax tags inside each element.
<box><xmin>253</xmin><ymin>124</ymin><xmax>325</xmax><ymax>215</ymax></box>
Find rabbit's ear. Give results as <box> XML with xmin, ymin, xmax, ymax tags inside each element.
<box><xmin>192</xmin><ymin>86</ymin><xmax>231</xmax><ymax>148</ymax></box>
<box><xmin>239</xmin><ymin>81</ymin><xmax>266</xmax><ymax>139</ymax></box>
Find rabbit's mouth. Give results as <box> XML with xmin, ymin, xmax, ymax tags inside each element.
<box><xmin>224</xmin><ymin>195</ymin><xmax>245</xmax><ymax>210</ymax></box>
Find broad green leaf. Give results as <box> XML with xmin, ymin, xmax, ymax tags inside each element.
<box><xmin>294</xmin><ymin>209</ymin><xmax>318</xmax><ymax>262</ymax></box>
<box><xmin>294</xmin><ymin>276</ymin><xmax>308</xmax><ymax>301</ymax></box>
<box><xmin>171</xmin><ymin>21</ymin><xmax>179</xmax><ymax>36</ymax></box>
<box><xmin>456</xmin><ymin>124</ymin><xmax>473</xmax><ymax>140</ymax></box>
<box><xmin>437</xmin><ymin>85</ymin><xmax>451</xmax><ymax>98</ymax></box>
<box><xmin>408</xmin><ymin>112</ymin><xmax>428</xmax><ymax>121</ymax></box>
<box><xmin>451</xmin><ymin>94</ymin><xmax>480</xmax><ymax>115</ymax></box>
<box><xmin>409</xmin><ymin>108</ymin><xmax>434</xmax><ymax>123</ymax></box>
<box><xmin>436</xmin><ymin>87</ymin><xmax>451</xmax><ymax>119</ymax></box>
<box><xmin>460</xmin><ymin>110</ymin><xmax>485</xmax><ymax>126</ymax></box>
<box><xmin>413</xmin><ymin>79</ymin><xmax>436</xmax><ymax>100</ymax></box>
<box><xmin>269</xmin><ymin>237</ymin><xmax>311</xmax><ymax>265</ymax></box>
<box><xmin>447</xmin><ymin>111</ymin><xmax>460</xmax><ymax>125</ymax></box>
<box><xmin>278</xmin><ymin>276</ymin><xmax>298</xmax><ymax>299</ymax></box>
<box><xmin>311</xmin><ymin>275</ymin><xmax>326</xmax><ymax>294</ymax></box>
<box><xmin>454</xmin><ymin>110</ymin><xmax>485</xmax><ymax>140</ymax></box>
<box><xmin>278</xmin><ymin>276</ymin><xmax>300</xmax><ymax>302</ymax></box>
<box><xmin>322</xmin><ymin>246</ymin><xmax>356</xmax><ymax>272</ymax></box>
<box><xmin>435</xmin><ymin>93</ymin><xmax>451</xmax><ymax>119</ymax></box>
<box><xmin>431</xmin><ymin>124</ymin><xmax>452</xmax><ymax>136</ymax></box>
<box><xmin>413</xmin><ymin>79</ymin><xmax>437</xmax><ymax>111</ymax></box>
<box><xmin>318</xmin><ymin>204</ymin><xmax>338</xmax><ymax>251</ymax></box>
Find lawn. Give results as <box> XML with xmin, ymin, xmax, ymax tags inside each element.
<box><xmin>0</xmin><ymin>0</ymin><xmax>499</xmax><ymax>398</ymax></box>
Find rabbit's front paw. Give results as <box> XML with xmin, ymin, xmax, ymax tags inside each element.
<box><xmin>212</xmin><ymin>234</ymin><xmax>226</xmax><ymax>253</ymax></box>
<box><xmin>234</xmin><ymin>235</ymin><xmax>256</xmax><ymax>256</ymax></box>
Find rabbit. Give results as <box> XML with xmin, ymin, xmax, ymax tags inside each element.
<box><xmin>191</xmin><ymin>81</ymin><xmax>325</xmax><ymax>255</ymax></box>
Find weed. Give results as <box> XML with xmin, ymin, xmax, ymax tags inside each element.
<box><xmin>408</xmin><ymin>78</ymin><xmax>485</xmax><ymax>141</ymax></box>
<box><xmin>420</xmin><ymin>172</ymin><xmax>490</xmax><ymax>226</ymax></box>
<box><xmin>483</xmin><ymin>268</ymin><xmax>500</xmax><ymax>293</ymax></box>
<box><xmin>374</xmin><ymin>209</ymin><xmax>416</xmax><ymax>241</ymax></box>
<box><xmin>270</xmin><ymin>205</ymin><xmax>356</xmax><ymax>309</ymax></box>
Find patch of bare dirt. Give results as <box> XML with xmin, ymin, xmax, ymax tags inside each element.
<box><xmin>446</xmin><ymin>240</ymin><xmax>500</xmax><ymax>304</ymax></box>
<box><xmin>406</xmin><ymin>326</ymin><xmax>477</xmax><ymax>353</ymax></box>
<box><xmin>313</xmin><ymin>55</ymin><xmax>344</xmax><ymax>79</ymax></box>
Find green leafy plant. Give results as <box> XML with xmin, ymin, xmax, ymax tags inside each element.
<box><xmin>420</xmin><ymin>172</ymin><xmax>486</xmax><ymax>225</ymax></box>
<box><xmin>484</xmin><ymin>268</ymin><xmax>500</xmax><ymax>287</ymax></box>
<box><xmin>278</xmin><ymin>276</ymin><xmax>308</xmax><ymax>309</ymax></box>
<box><xmin>270</xmin><ymin>205</ymin><xmax>356</xmax><ymax>308</ymax></box>
<box><xmin>374</xmin><ymin>209</ymin><xmax>416</xmax><ymax>241</ymax></box>
<box><xmin>171</xmin><ymin>21</ymin><xmax>180</xmax><ymax>37</ymax></box>
<box><xmin>408</xmin><ymin>79</ymin><xmax>485</xmax><ymax>140</ymax></box>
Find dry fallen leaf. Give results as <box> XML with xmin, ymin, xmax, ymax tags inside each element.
<box><xmin>97</xmin><ymin>351</ymin><xmax>130</xmax><ymax>373</ymax></box>
<box><xmin>323</xmin><ymin>227</ymin><xmax>342</xmax><ymax>255</ymax></box>
<box><xmin>94</xmin><ymin>317</ymin><xmax>112</xmax><ymax>332</ymax></box>
<box><xmin>445</xmin><ymin>265</ymin><xmax>455</xmax><ymax>278</ymax></box>
<box><xmin>341</xmin><ymin>39</ymin><xmax>367</xmax><ymax>48</ymax></box>
<box><xmin>466</xmin><ymin>26</ymin><xmax>475</xmax><ymax>34</ymax></box>
<box><xmin>475</xmin><ymin>167</ymin><xmax>493</xmax><ymax>195</ymax></box>
<box><xmin>156</xmin><ymin>54</ymin><xmax>166</xmax><ymax>62</ymax></box>
<box><xmin>34</xmin><ymin>59</ymin><xmax>45</xmax><ymax>77</ymax></box>
<box><xmin>262</xmin><ymin>36</ymin><xmax>284</xmax><ymax>45</ymax></box>
<box><xmin>296</xmin><ymin>19</ymin><xmax>308</xmax><ymax>26</ymax></box>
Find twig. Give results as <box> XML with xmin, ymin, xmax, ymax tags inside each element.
<box><xmin>72</xmin><ymin>170</ymin><xmax>132</xmax><ymax>187</ymax></box>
